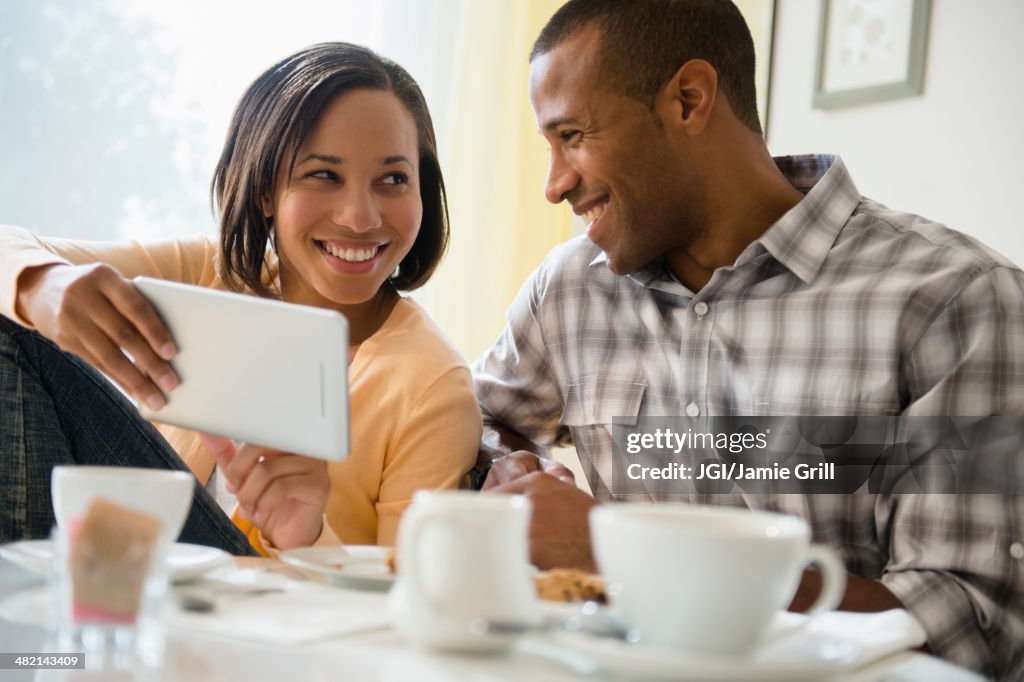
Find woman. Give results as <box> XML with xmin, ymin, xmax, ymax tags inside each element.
<box><xmin>0</xmin><ymin>43</ymin><xmax>481</xmax><ymax>554</ymax></box>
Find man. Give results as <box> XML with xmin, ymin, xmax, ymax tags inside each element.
<box><xmin>470</xmin><ymin>0</ymin><xmax>1024</xmax><ymax>679</ymax></box>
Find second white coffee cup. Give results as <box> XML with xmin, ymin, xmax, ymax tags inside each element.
<box><xmin>590</xmin><ymin>503</ymin><xmax>845</xmax><ymax>657</ymax></box>
<box><xmin>391</xmin><ymin>490</ymin><xmax>539</xmax><ymax>653</ymax></box>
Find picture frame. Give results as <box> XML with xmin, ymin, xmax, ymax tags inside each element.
<box><xmin>812</xmin><ymin>0</ymin><xmax>931</xmax><ymax>110</ymax></box>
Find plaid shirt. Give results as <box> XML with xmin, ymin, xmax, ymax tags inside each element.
<box><xmin>472</xmin><ymin>155</ymin><xmax>1024</xmax><ymax>679</ymax></box>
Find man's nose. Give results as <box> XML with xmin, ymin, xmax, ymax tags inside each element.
<box><xmin>544</xmin><ymin>152</ymin><xmax>581</xmax><ymax>205</ymax></box>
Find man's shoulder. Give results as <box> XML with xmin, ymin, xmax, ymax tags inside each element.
<box><xmin>848</xmin><ymin>199</ymin><xmax>1020</xmax><ymax>277</ymax></box>
<box><xmin>835</xmin><ymin>197</ymin><xmax>1019</xmax><ymax>299</ymax></box>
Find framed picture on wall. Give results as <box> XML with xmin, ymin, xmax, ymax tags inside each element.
<box><xmin>813</xmin><ymin>0</ymin><xmax>931</xmax><ymax>109</ymax></box>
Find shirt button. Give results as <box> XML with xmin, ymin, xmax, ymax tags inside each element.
<box><xmin>685</xmin><ymin>402</ymin><xmax>701</xmax><ymax>418</ymax></box>
<box><xmin>1011</xmin><ymin>542</ymin><xmax>1024</xmax><ymax>560</ymax></box>
<box><xmin>694</xmin><ymin>302</ymin><xmax>709</xmax><ymax>317</ymax></box>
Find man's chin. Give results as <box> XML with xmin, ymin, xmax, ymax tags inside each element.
<box><xmin>604</xmin><ymin>258</ymin><xmax>631</xmax><ymax>276</ymax></box>
<box><xmin>601</xmin><ymin>248</ymin><xmax>648</xmax><ymax>276</ymax></box>
<box><xmin>590</xmin><ymin>237</ymin><xmax>648</xmax><ymax>276</ymax></box>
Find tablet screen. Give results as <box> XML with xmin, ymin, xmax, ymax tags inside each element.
<box><xmin>134</xmin><ymin>277</ymin><xmax>349</xmax><ymax>461</ymax></box>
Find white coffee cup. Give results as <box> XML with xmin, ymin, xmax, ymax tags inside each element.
<box><xmin>51</xmin><ymin>466</ymin><xmax>194</xmax><ymax>545</ymax></box>
<box><xmin>590</xmin><ymin>503</ymin><xmax>845</xmax><ymax>657</ymax></box>
<box><xmin>391</xmin><ymin>490</ymin><xmax>539</xmax><ymax>653</ymax></box>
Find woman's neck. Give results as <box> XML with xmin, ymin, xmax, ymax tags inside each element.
<box><xmin>342</xmin><ymin>285</ymin><xmax>400</xmax><ymax>346</ymax></box>
<box><xmin>279</xmin><ymin>274</ymin><xmax>400</xmax><ymax>347</ymax></box>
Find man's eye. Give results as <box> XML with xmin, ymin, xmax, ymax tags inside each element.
<box><xmin>560</xmin><ymin>130</ymin><xmax>581</xmax><ymax>143</ymax></box>
<box><xmin>381</xmin><ymin>172</ymin><xmax>409</xmax><ymax>185</ymax></box>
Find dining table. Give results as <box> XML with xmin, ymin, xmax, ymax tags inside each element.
<box><xmin>0</xmin><ymin>552</ymin><xmax>987</xmax><ymax>682</ymax></box>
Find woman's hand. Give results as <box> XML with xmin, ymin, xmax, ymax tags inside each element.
<box><xmin>16</xmin><ymin>263</ymin><xmax>178</xmax><ymax>410</ymax></box>
<box><xmin>201</xmin><ymin>434</ymin><xmax>331</xmax><ymax>551</ymax></box>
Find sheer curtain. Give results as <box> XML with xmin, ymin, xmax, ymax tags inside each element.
<box><xmin>418</xmin><ymin>0</ymin><xmax>572</xmax><ymax>361</ymax></box>
<box><xmin>0</xmin><ymin>0</ymin><xmax>570</xmax><ymax>360</ymax></box>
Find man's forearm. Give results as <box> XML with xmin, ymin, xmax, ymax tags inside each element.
<box><xmin>791</xmin><ymin>569</ymin><xmax>910</xmax><ymax>613</ymax></box>
<box><xmin>482</xmin><ymin>422</ymin><xmax>549</xmax><ymax>458</ymax></box>
<box><xmin>466</xmin><ymin>423</ymin><xmax>550</xmax><ymax>489</ymax></box>
<box><xmin>791</xmin><ymin>571</ymin><xmax>930</xmax><ymax>652</ymax></box>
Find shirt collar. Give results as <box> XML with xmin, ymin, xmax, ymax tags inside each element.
<box><xmin>588</xmin><ymin>250</ymin><xmax>689</xmax><ymax>293</ymax></box>
<box><xmin>587</xmin><ymin>154</ymin><xmax>861</xmax><ymax>289</ymax></box>
<box><xmin>749</xmin><ymin>155</ymin><xmax>861</xmax><ymax>284</ymax></box>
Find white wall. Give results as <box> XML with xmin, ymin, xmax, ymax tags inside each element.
<box><xmin>768</xmin><ymin>0</ymin><xmax>1024</xmax><ymax>268</ymax></box>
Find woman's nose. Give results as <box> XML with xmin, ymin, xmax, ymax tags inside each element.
<box><xmin>334</xmin><ymin>188</ymin><xmax>382</xmax><ymax>232</ymax></box>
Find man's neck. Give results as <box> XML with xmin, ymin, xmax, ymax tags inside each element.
<box><xmin>665</xmin><ymin>148</ymin><xmax>804</xmax><ymax>293</ymax></box>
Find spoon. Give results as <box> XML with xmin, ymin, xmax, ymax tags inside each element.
<box><xmin>471</xmin><ymin>600</ymin><xmax>633</xmax><ymax>641</ymax></box>
<box><xmin>176</xmin><ymin>586</ymin><xmax>284</xmax><ymax>613</ymax></box>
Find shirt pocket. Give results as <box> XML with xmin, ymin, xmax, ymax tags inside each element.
<box><xmin>561</xmin><ymin>376</ymin><xmax>647</xmax><ymax>427</ymax></box>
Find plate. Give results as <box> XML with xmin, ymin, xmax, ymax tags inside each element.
<box><xmin>532</xmin><ymin>609</ymin><xmax>927</xmax><ymax>682</ymax></box>
<box><xmin>279</xmin><ymin>545</ymin><xmax>394</xmax><ymax>591</ymax></box>
<box><xmin>0</xmin><ymin>539</ymin><xmax>232</xmax><ymax>583</ymax></box>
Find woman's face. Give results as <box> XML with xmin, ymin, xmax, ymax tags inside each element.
<box><xmin>266</xmin><ymin>89</ymin><xmax>422</xmax><ymax>310</ymax></box>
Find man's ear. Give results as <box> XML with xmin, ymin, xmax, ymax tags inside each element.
<box><xmin>655</xmin><ymin>59</ymin><xmax>717</xmax><ymax>136</ymax></box>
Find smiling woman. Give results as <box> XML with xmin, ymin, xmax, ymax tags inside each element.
<box><xmin>0</xmin><ymin>42</ymin><xmax>481</xmax><ymax>556</ymax></box>
<box><xmin>263</xmin><ymin>91</ymin><xmax>423</xmax><ymax>335</ymax></box>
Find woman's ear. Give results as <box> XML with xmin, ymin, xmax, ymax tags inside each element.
<box><xmin>260</xmin><ymin>193</ymin><xmax>274</xmax><ymax>219</ymax></box>
<box><xmin>655</xmin><ymin>58</ymin><xmax>717</xmax><ymax>137</ymax></box>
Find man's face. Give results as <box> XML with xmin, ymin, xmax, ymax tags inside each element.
<box><xmin>529</xmin><ymin>25</ymin><xmax>700</xmax><ymax>275</ymax></box>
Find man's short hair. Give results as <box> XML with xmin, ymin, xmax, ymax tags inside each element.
<box><xmin>531</xmin><ymin>0</ymin><xmax>762</xmax><ymax>136</ymax></box>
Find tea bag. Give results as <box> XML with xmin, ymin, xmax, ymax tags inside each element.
<box><xmin>70</xmin><ymin>497</ymin><xmax>163</xmax><ymax>622</ymax></box>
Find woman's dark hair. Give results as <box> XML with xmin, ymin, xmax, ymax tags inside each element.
<box><xmin>212</xmin><ymin>42</ymin><xmax>449</xmax><ymax>296</ymax></box>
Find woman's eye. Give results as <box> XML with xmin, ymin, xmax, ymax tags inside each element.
<box><xmin>381</xmin><ymin>172</ymin><xmax>409</xmax><ymax>185</ymax></box>
<box><xmin>308</xmin><ymin>169</ymin><xmax>337</xmax><ymax>180</ymax></box>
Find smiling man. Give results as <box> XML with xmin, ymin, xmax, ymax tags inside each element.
<box><xmin>470</xmin><ymin>1</ymin><xmax>1024</xmax><ymax>679</ymax></box>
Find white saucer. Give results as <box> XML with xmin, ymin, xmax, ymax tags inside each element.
<box><xmin>0</xmin><ymin>539</ymin><xmax>232</xmax><ymax>583</ymax></box>
<box><xmin>280</xmin><ymin>545</ymin><xmax>394</xmax><ymax>591</ymax></box>
<box><xmin>530</xmin><ymin>610</ymin><xmax>925</xmax><ymax>682</ymax></box>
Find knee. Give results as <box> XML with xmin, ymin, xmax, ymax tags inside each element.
<box><xmin>0</xmin><ymin>315</ymin><xmax>22</xmax><ymax>337</ymax></box>
<box><xmin>0</xmin><ymin>316</ymin><xmax>23</xmax><ymax>357</ymax></box>
<box><xmin>0</xmin><ymin>316</ymin><xmax>47</xmax><ymax>375</ymax></box>
<box><xmin>0</xmin><ymin>316</ymin><xmax>36</xmax><ymax>348</ymax></box>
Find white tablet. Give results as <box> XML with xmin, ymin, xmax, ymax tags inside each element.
<box><xmin>133</xmin><ymin>277</ymin><xmax>349</xmax><ymax>461</ymax></box>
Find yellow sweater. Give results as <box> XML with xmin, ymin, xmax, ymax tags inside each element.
<box><xmin>0</xmin><ymin>226</ymin><xmax>482</xmax><ymax>548</ymax></box>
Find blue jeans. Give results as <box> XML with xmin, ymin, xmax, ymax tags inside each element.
<box><xmin>0</xmin><ymin>316</ymin><xmax>257</xmax><ymax>555</ymax></box>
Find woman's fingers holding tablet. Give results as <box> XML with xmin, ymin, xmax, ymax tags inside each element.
<box><xmin>200</xmin><ymin>434</ymin><xmax>237</xmax><ymax>472</ymax></box>
<box><xmin>91</xmin><ymin>266</ymin><xmax>179</xmax><ymax>406</ymax></box>
<box><xmin>218</xmin><ymin>441</ymin><xmax>266</xmax><ymax>497</ymax></box>
<box><xmin>226</xmin><ymin>445</ymin><xmax>330</xmax><ymax>549</ymax></box>
<box><xmin>16</xmin><ymin>263</ymin><xmax>178</xmax><ymax>409</ymax></box>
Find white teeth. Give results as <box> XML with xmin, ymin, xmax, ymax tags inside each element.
<box><xmin>583</xmin><ymin>202</ymin><xmax>607</xmax><ymax>225</ymax></box>
<box><xmin>321</xmin><ymin>242</ymin><xmax>379</xmax><ymax>263</ymax></box>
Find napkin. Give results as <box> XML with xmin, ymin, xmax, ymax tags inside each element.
<box><xmin>757</xmin><ymin>608</ymin><xmax>927</xmax><ymax>668</ymax></box>
<box><xmin>525</xmin><ymin>608</ymin><xmax>934</xmax><ymax>682</ymax></box>
<box><xmin>168</xmin><ymin>571</ymin><xmax>391</xmax><ymax>646</ymax></box>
